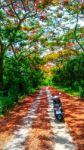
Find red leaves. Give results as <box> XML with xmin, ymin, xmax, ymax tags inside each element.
<box><xmin>6</xmin><ymin>9</ymin><xmax>15</xmax><ymax>17</ymax></box>
<box><xmin>63</xmin><ymin>0</ymin><xmax>69</xmax><ymax>5</ymax></box>
<box><xmin>80</xmin><ymin>3</ymin><xmax>84</xmax><ymax>9</ymax></box>
<box><xmin>40</xmin><ymin>15</ymin><xmax>47</xmax><ymax>20</ymax></box>
<box><xmin>65</xmin><ymin>42</ymin><xmax>76</xmax><ymax>49</ymax></box>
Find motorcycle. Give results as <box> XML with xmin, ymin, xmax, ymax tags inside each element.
<box><xmin>53</xmin><ymin>93</ymin><xmax>64</xmax><ymax>121</ymax></box>
<box><xmin>54</xmin><ymin>103</ymin><xmax>63</xmax><ymax>121</ymax></box>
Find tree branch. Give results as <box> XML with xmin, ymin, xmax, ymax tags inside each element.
<box><xmin>11</xmin><ymin>44</ymin><xmax>17</xmax><ymax>58</ymax></box>
<box><xmin>74</xmin><ymin>4</ymin><xmax>84</xmax><ymax>51</ymax></box>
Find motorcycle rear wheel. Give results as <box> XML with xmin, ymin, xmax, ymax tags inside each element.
<box><xmin>56</xmin><ymin>114</ymin><xmax>63</xmax><ymax>122</ymax></box>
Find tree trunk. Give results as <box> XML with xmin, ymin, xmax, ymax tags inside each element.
<box><xmin>0</xmin><ymin>45</ymin><xmax>4</xmax><ymax>90</ymax></box>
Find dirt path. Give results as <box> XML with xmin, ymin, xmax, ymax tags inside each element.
<box><xmin>0</xmin><ymin>86</ymin><xmax>84</xmax><ymax>150</ymax></box>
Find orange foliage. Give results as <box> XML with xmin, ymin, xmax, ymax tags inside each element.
<box><xmin>20</xmin><ymin>26</ymin><xmax>30</xmax><ymax>31</ymax></box>
<box><xmin>64</xmin><ymin>0</ymin><xmax>69</xmax><ymax>5</ymax></box>
<box><xmin>80</xmin><ymin>3</ymin><xmax>84</xmax><ymax>9</ymax></box>
<box><xmin>40</xmin><ymin>63</ymin><xmax>54</xmax><ymax>76</ymax></box>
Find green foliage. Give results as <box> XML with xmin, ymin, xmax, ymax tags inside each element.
<box><xmin>0</xmin><ymin>9</ymin><xmax>5</xmax><ymax>20</ymax></box>
<box><xmin>53</xmin><ymin>53</ymin><xmax>84</xmax><ymax>98</ymax></box>
<box><xmin>61</xmin><ymin>27</ymin><xmax>84</xmax><ymax>48</ymax></box>
<box><xmin>54</xmin><ymin>84</ymin><xmax>80</xmax><ymax>97</ymax></box>
<box><xmin>79</xmin><ymin>86</ymin><xmax>84</xmax><ymax>98</ymax></box>
<box><xmin>0</xmin><ymin>1</ymin><xmax>84</xmax><ymax>115</ymax></box>
<box><xmin>29</xmin><ymin>29</ymin><xmax>44</xmax><ymax>43</ymax></box>
<box><xmin>3</xmin><ymin>54</ymin><xmax>43</xmax><ymax>100</ymax></box>
<box><xmin>38</xmin><ymin>0</ymin><xmax>51</xmax><ymax>9</ymax></box>
<box><xmin>0</xmin><ymin>53</ymin><xmax>44</xmax><ymax>115</ymax></box>
<box><xmin>0</xmin><ymin>96</ymin><xmax>15</xmax><ymax>114</ymax></box>
<box><xmin>42</xmin><ymin>76</ymin><xmax>53</xmax><ymax>86</ymax></box>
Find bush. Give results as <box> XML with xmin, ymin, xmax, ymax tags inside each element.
<box><xmin>52</xmin><ymin>53</ymin><xmax>84</xmax><ymax>97</ymax></box>
<box><xmin>79</xmin><ymin>87</ymin><xmax>84</xmax><ymax>99</ymax></box>
<box><xmin>0</xmin><ymin>96</ymin><xmax>15</xmax><ymax>114</ymax></box>
<box><xmin>3</xmin><ymin>54</ymin><xmax>44</xmax><ymax>103</ymax></box>
<box><xmin>0</xmin><ymin>53</ymin><xmax>44</xmax><ymax>115</ymax></box>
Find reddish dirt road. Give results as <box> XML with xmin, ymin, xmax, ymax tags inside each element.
<box><xmin>0</xmin><ymin>87</ymin><xmax>84</xmax><ymax>150</ymax></box>
<box><xmin>0</xmin><ymin>91</ymin><xmax>39</xmax><ymax>149</ymax></box>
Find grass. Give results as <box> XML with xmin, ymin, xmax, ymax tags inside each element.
<box><xmin>43</xmin><ymin>76</ymin><xmax>81</xmax><ymax>97</ymax></box>
<box><xmin>0</xmin><ymin>96</ymin><xmax>16</xmax><ymax>115</ymax></box>
<box><xmin>53</xmin><ymin>84</ymin><xmax>80</xmax><ymax>97</ymax></box>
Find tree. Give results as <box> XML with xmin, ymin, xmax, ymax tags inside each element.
<box><xmin>4</xmin><ymin>52</ymin><xmax>44</xmax><ymax>101</ymax></box>
<box><xmin>0</xmin><ymin>0</ymin><xmax>36</xmax><ymax>89</ymax></box>
<box><xmin>52</xmin><ymin>53</ymin><xmax>84</xmax><ymax>92</ymax></box>
<box><xmin>0</xmin><ymin>0</ymin><xmax>83</xmax><ymax>90</ymax></box>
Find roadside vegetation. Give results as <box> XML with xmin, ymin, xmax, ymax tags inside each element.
<box><xmin>0</xmin><ymin>53</ymin><xmax>44</xmax><ymax>115</ymax></box>
<box><xmin>52</xmin><ymin>53</ymin><xmax>84</xmax><ymax>98</ymax></box>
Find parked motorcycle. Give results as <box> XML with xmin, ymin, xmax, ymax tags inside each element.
<box><xmin>52</xmin><ymin>93</ymin><xmax>64</xmax><ymax>121</ymax></box>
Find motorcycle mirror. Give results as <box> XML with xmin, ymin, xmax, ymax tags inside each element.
<box><xmin>59</xmin><ymin>92</ymin><xmax>61</xmax><ymax>96</ymax></box>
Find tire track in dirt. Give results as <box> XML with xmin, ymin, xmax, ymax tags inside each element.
<box><xmin>24</xmin><ymin>87</ymin><xmax>53</xmax><ymax>150</ymax></box>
